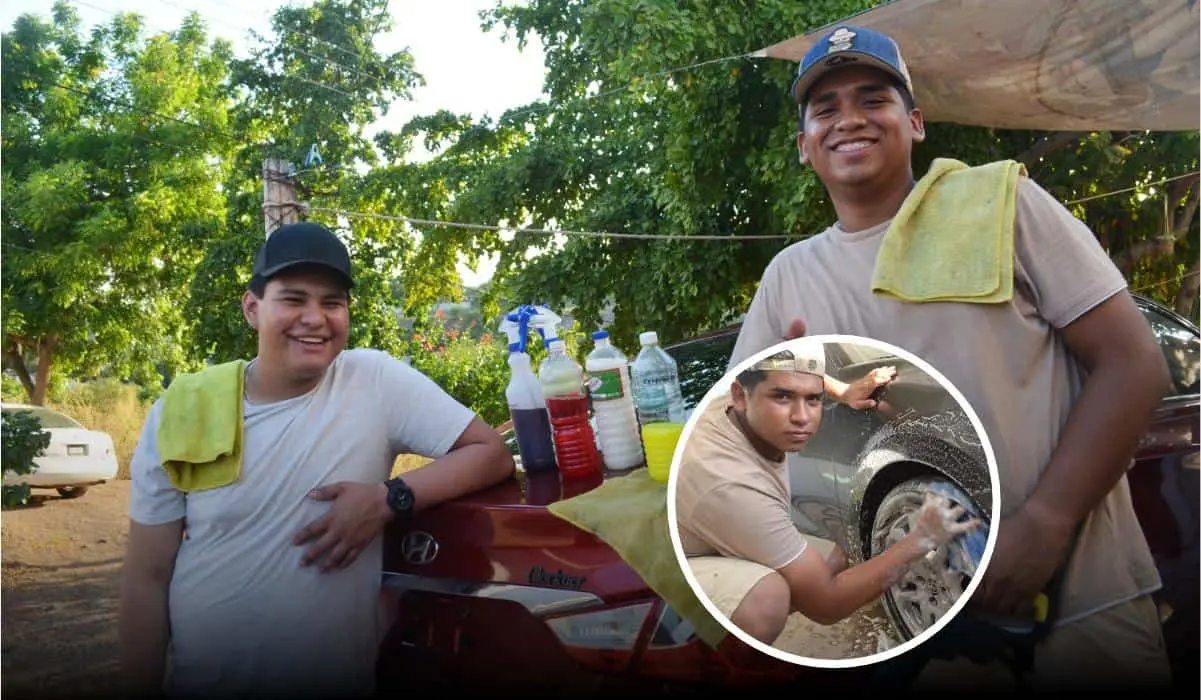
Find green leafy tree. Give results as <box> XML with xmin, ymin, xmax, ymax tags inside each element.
<box><xmin>185</xmin><ymin>0</ymin><xmax>424</xmax><ymax>363</ymax></box>
<box><xmin>383</xmin><ymin>0</ymin><xmax>1199</xmax><ymax>348</ymax></box>
<box><xmin>2</xmin><ymin>1</ymin><xmax>233</xmax><ymax>403</ymax></box>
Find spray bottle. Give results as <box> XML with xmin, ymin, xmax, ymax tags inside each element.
<box><xmin>498</xmin><ymin>305</ymin><xmax>562</xmax><ymax>473</ymax></box>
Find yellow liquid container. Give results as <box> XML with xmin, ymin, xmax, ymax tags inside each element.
<box><xmin>643</xmin><ymin>422</ymin><xmax>684</xmax><ymax>484</ymax></box>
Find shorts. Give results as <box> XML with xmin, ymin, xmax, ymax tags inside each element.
<box><xmin>686</xmin><ymin>555</ymin><xmax>777</xmax><ymax>621</ymax></box>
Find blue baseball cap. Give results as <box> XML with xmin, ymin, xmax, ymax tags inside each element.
<box><xmin>790</xmin><ymin>25</ymin><xmax>914</xmax><ymax>105</ymax></box>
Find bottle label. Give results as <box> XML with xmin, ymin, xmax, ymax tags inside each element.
<box><xmin>586</xmin><ymin>369</ymin><xmax>624</xmax><ymax>400</ymax></box>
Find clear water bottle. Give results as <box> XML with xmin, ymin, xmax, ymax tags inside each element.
<box><xmin>585</xmin><ymin>331</ymin><xmax>644</xmax><ymax>471</ymax></box>
<box><xmin>538</xmin><ymin>339</ymin><xmax>602</xmax><ymax>480</ymax></box>
<box><xmin>629</xmin><ymin>331</ymin><xmax>687</xmax><ymax>425</ymax></box>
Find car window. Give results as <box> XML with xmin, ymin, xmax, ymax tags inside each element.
<box><xmin>1</xmin><ymin>407</ymin><xmax>83</xmax><ymax>429</ymax></box>
<box><xmin>1140</xmin><ymin>305</ymin><xmax>1200</xmax><ymax>397</ymax></box>
<box><xmin>666</xmin><ymin>332</ymin><xmax>739</xmax><ymax>410</ymax></box>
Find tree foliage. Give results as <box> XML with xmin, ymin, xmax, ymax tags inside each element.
<box><xmin>3</xmin><ymin>0</ymin><xmax>1197</xmax><ymax>415</ymax></box>
<box><xmin>381</xmin><ymin>0</ymin><xmax>1199</xmax><ymax>354</ymax></box>
<box><xmin>2</xmin><ymin>1</ymin><xmax>233</xmax><ymax>403</ymax></box>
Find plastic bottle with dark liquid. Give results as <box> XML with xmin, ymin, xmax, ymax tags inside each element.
<box><xmin>505</xmin><ymin>344</ymin><xmax>557</xmax><ymax>473</ymax></box>
<box><xmin>538</xmin><ymin>340</ymin><xmax>602</xmax><ymax>480</ymax></box>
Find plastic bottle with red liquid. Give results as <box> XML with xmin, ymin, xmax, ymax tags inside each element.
<box><xmin>538</xmin><ymin>339</ymin><xmax>602</xmax><ymax>480</ymax></box>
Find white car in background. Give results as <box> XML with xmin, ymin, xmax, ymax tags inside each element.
<box><xmin>1</xmin><ymin>403</ymin><xmax>118</xmax><ymax>498</ymax></box>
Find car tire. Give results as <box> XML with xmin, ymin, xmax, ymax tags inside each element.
<box><xmin>56</xmin><ymin>486</ymin><xmax>89</xmax><ymax>499</ymax></box>
<box><xmin>870</xmin><ymin>475</ymin><xmax>985</xmax><ymax>641</ymax></box>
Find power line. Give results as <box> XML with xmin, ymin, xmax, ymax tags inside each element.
<box><xmin>1064</xmin><ymin>171</ymin><xmax>1199</xmax><ymax>205</ymax></box>
<box><xmin>1130</xmin><ymin>270</ymin><xmax>1200</xmax><ymax>294</ymax></box>
<box><xmin>49</xmin><ymin>81</ymin><xmax>243</xmax><ymax>145</ymax></box>
<box><xmin>89</xmin><ymin>0</ymin><xmax>368</xmax><ymax>100</ymax></box>
<box><xmin>303</xmin><ymin>167</ymin><xmax>1200</xmax><ymax>243</ymax></box>
<box><xmin>501</xmin><ymin>52</ymin><xmax>756</xmax><ymax>122</ymax></box>
<box><xmin>304</xmin><ymin>205</ymin><xmax>799</xmax><ymax>241</ymax></box>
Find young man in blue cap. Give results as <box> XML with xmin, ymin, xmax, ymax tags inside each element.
<box><xmin>729</xmin><ymin>24</ymin><xmax>1174</xmax><ymax>692</ymax></box>
<box><xmin>118</xmin><ymin>222</ymin><xmax>515</xmax><ymax>698</ymax></box>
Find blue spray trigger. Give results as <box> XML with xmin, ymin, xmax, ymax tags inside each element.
<box><xmin>924</xmin><ymin>480</ymin><xmax>988</xmax><ymax>577</ymax></box>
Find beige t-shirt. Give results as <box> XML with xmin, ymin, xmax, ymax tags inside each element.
<box><xmin>675</xmin><ymin>395</ymin><xmax>808</xmax><ymax>570</ymax></box>
<box><xmin>728</xmin><ymin>176</ymin><xmax>1161</xmax><ymax>624</ymax></box>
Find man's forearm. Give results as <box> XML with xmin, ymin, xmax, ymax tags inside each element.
<box><xmin>119</xmin><ymin>575</ymin><xmax>171</xmax><ymax>696</ymax></box>
<box><xmin>794</xmin><ymin>535</ymin><xmax>929</xmax><ymax>625</ymax></box>
<box><xmin>1025</xmin><ymin>352</ymin><xmax>1169</xmax><ymax>535</ymax></box>
<box><xmin>401</xmin><ymin>442</ymin><xmax>515</xmax><ymax>514</ymax></box>
<box><xmin>824</xmin><ymin>376</ymin><xmax>849</xmax><ymax>402</ymax></box>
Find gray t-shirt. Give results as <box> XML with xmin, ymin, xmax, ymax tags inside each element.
<box><xmin>129</xmin><ymin>348</ymin><xmax>476</xmax><ymax>698</ymax></box>
<box><xmin>728</xmin><ymin>176</ymin><xmax>1161</xmax><ymax>625</ymax></box>
<box><xmin>676</xmin><ymin>394</ymin><xmax>809</xmax><ymax>570</ymax></box>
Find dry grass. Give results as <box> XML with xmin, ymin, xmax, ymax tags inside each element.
<box><xmin>49</xmin><ymin>380</ymin><xmax>151</xmax><ymax>480</ymax></box>
<box><xmin>39</xmin><ymin>379</ymin><xmax>436</xmax><ymax>481</ymax></box>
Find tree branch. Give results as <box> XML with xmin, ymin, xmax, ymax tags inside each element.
<box><xmin>1017</xmin><ymin>131</ymin><xmax>1084</xmax><ymax>170</ymax></box>
<box><xmin>3</xmin><ymin>338</ymin><xmax>36</xmax><ymax>401</ymax></box>
<box><xmin>1170</xmin><ymin>179</ymin><xmax>1199</xmax><ymax>242</ymax></box>
<box><xmin>1174</xmin><ymin>261</ymin><xmax>1200</xmax><ymax>321</ymax></box>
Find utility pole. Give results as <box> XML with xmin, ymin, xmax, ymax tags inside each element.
<box><xmin>262</xmin><ymin>158</ymin><xmax>299</xmax><ymax>237</ymax></box>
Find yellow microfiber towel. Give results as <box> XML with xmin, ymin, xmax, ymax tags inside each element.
<box><xmin>547</xmin><ymin>469</ymin><xmax>728</xmax><ymax>649</ymax></box>
<box><xmin>871</xmin><ymin>157</ymin><xmax>1027</xmax><ymax>304</ymax></box>
<box><xmin>156</xmin><ymin>359</ymin><xmax>247</xmax><ymax>492</ymax></box>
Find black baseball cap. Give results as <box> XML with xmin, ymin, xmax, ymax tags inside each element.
<box><xmin>791</xmin><ymin>25</ymin><xmax>914</xmax><ymax>106</ymax></box>
<box><xmin>251</xmin><ymin>222</ymin><xmax>354</xmax><ymax>290</ymax></box>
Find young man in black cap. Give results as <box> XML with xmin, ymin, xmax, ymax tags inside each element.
<box><xmin>119</xmin><ymin>222</ymin><xmax>515</xmax><ymax>698</ymax></box>
<box><xmin>729</xmin><ymin>24</ymin><xmax>1173</xmax><ymax>692</ymax></box>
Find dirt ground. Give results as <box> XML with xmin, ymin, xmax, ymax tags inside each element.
<box><xmin>2</xmin><ymin>481</ymin><xmax>130</xmax><ymax>699</ymax></box>
<box><xmin>771</xmin><ymin>537</ymin><xmax>899</xmax><ymax>660</ymax></box>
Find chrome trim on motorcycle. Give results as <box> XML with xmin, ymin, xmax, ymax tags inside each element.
<box><xmin>381</xmin><ymin>572</ymin><xmax>605</xmax><ymax>617</ymax></box>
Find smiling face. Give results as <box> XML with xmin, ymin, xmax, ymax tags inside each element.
<box><xmin>242</xmin><ymin>265</ymin><xmax>350</xmax><ymax>385</ymax></box>
<box><xmin>731</xmin><ymin>371</ymin><xmax>825</xmax><ymax>454</ymax></box>
<box><xmin>796</xmin><ymin>64</ymin><xmax>925</xmax><ymax>192</ymax></box>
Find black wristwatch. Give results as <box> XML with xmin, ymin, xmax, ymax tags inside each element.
<box><xmin>384</xmin><ymin>477</ymin><xmax>416</xmax><ymax>520</ymax></box>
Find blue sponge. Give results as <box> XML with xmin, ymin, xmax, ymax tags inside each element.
<box><xmin>924</xmin><ymin>480</ymin><xmax>989</xmax><ymax>576</ymax></box>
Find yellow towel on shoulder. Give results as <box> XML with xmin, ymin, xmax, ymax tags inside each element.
<box><xmin>157</xmin><ymin>359</ymin><xmax>247</xmax><ymax>492</ymax></box>
<box><xmin>871</xmin><ymin>157</ymin><xmax>1026</xmax><ymax>304</ymax></box>
<box><xmin>547</xmin><ymin>469</ymin><xmax>728</xmax><ymax>649</ymax></box>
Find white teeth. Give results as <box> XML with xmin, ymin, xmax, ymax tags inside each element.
<box><xmin>295</xmin><ymin>337</ymin><xmax>325</xmax><ymax>345</ymax></box>
<box><xmin>835</xmin><ymin>140</ymin><xmax>874</xmax><ymax>152</ymax></box>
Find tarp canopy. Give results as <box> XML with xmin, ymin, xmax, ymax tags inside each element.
<box><xmin>755</xmin><ymin>0</ymin><xmax>1200</xmax><ymax>132</ymax></box>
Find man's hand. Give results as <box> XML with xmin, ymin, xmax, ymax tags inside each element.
<box><xmin>783</xmin><ymin>318</ymin><xmax>807</xmax><ymax>340</ymax></box>
<box><xmin>294</xmin><ymin>482</ymin><xmax>393</xmax><ymax>572</ymax></box>
<box><xmin>910</xmin><ymin>491</ymin><xmax>984</xmax><ymax>552</ymax></box>
<box><xmin>842</xmin><ymin>366</ymin><xmax>897</xmax><ymax>410</ymax></box>
<box><xmin>971</xmin><ymin>500</ymin><xmax>1076</xmax><ymax>616</ymax></box>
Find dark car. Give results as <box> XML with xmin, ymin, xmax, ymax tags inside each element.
<box><xmin>378</xmin><ymin>294</ymin><xmax>1198</xmax><ymax>692</ymax></box>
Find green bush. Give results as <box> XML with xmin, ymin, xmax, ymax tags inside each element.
<box><xmin>406</xmin><ymin>324</ymin><xmax>511</xmax><ymax>428</ymax></box>
<box><xmin>2</xmin><ymin>409</ymin><xmax>50</xmax><ymax>507</ymax></box>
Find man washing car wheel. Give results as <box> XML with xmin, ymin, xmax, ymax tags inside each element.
<box><xmin>675</xmin><ymin>342</ymin><xmax>981</xmax><ymax>645</ymax></box>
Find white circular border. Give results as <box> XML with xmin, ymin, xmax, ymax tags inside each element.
<box><xmin>665</xmin><ymin>333</ymin><xmax>1002</xmax><ymax>670</ymax></box>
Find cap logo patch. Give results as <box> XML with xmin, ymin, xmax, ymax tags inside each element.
<box><xmin>807</xmin><ymin>359</ymin><xmax>818</xmax><ymax>371</ymax></box>
<box><xmin>827</xmin><ymin>27</ymin><xmax>856</xmax><ymax>53</ymax></box>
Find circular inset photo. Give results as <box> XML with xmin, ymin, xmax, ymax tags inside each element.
<box><xmin>666</xmin><ymin>334</ymin><xmax>1001</xmax><ymax>669</ymax></box>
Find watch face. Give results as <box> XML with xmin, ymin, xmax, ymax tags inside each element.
<box><xmin>390</xmin><ymin>483</ymin><xmax>413</xmax><ymax>512</ymax></box>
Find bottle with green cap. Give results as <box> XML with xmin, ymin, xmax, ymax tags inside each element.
<box><xmin>585</xmin><ymin>330</ymin><xmax>644</xmax><ymax>470</ymax></box>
